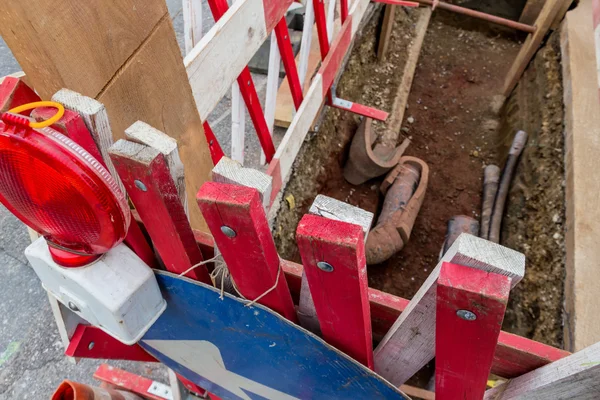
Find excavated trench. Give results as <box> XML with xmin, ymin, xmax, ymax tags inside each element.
<box><xmin>273</xmin><ymin>4</ymin><xmax>566</xmax><ymax>350</ymax></box>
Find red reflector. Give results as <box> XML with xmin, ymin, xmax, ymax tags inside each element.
<box><xmin>0</xmin><ymin>120</ymin><xmax>130</xmax><ymax>261</ymax></box>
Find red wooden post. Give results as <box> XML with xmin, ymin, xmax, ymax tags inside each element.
<box><xmin>274</xmin><ymin>20</ymin><xmax>304</xmax><ymax>110</ymax></box>
<box><xmin>436</xmin><ymin>262</ymin><xmax>511</xmax><ymax>399</ymax></box>
<box><xmin>110</xmin><ymin>142</ymin><xmax>211</xmax><ymax>284</ymax></box>
<box><xmin>203</xmin><ymin>121</ymin><xmax>224</xmax><ymax>166</ymax></box>
<box><xmin>0</xmin><ymin>76</ymin><xmax>40</xmax><ymax>113</ymax></box>
<box><xmin>296</xmin><ymin>214</ymin><xmax>374</xmax><ymax>369</ymax></box>
<box><xmin>312</xmin><ymin>0</ymin><xmax>331</xmax><ymax>60</ymax></box>
<box><xmin>197</xmin><ymin>182</ymin><xmax>297</xmax><ymax>322</ymax></box>
<box><xmin>66</xmin><ymin>325</ymin><xmax>157</xmax><ymax>362</ymax></box>
<box><xmin>207</xmin><ymin>0</ymin><xmax>276</xmax><ymax>162</ymax></box>
<box><xmin>341</xmin><ymin>0</ymin><xmax>349</xmax><ymax>24</ymax></box>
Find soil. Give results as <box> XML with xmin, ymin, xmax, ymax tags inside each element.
<box><xmin>499</xmin><ymin>30</ymin><xmax>565</xmax><ymax>349</ymax></box>
<box><xmin>274</xmin><ymin>4</ymin><xmax>565</xmax><ymax>349</ymax></box>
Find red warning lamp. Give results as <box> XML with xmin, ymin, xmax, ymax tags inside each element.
<box><xmin>0</xmin><ymin>104</ymin><xmax>130</xmax><ymax>267</ymax></box>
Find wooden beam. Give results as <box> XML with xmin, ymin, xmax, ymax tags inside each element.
<box><xmin>0</xmin><ymin>1</ymin><xmax>214</xmax><ymax>232</ymax></box>
<box><xmin>381</xmin><ymin>7</ymin><xmax>431</xmax><ymax>146</ymax></box>
<box><xmin>378</xmin><ymin>5</ymin><xmax>396</xmax><ymax>61</ymax></box>
<box><xmin>519</xmin><ymin>0</ymin><xmax>546</xmax><ymax>24</ymax></box>
<box><xmin>484</xmin><ymin>341</ymin><xmax>600</xmax><ymax>399</ymax></box>
<box><xmin>373</xmin><ymin>234</ymin><xmax>525</xmax><ymax>387</ymax></box>
<box><xmin>503</xmin><ymin>0</ymin><xmax>562</xmax><ymax>96</ymax></box>
<box><xmin>197</xmin><ymin>182</ymin><xmax>298</xmax><ymax>323</ymax></box>
<box><xmin>297</xmin><ymin>215</ymin><xmax>374</xmax><ymax>368</ymax></box>
<box><xmin>561</xmin><ymin>0</ymin><xmax>600</xmax><ymax>352</ymax></box>
<box><xmin>436</xmin><ymin>263</ymin><xmax>510</xmax><ymax>400</ymax></box>
<box><xmin>109</xmin><ymin>139</ymin><xmax>212</xmax><ymax>284</ymax></box>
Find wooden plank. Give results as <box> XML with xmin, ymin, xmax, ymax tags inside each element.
<box><xmin>109</xmin><ymin>139</ymin><xmax>211</xmax><ymax>284</ymax></box>
<box><xmin>381</xmin><ymin>7</ymin><xmax>431</xmax><ymax>146</ymax></box>
<box><xmin>197</xmin><ymin>182</ymin><xmax>298</xmax><ymax>323</ymax></box>
<box><xmin>2</xmin><ymin>0</ymin><xmax>213</xmax><ymax>232</ymax></box>
<box><xmin>296</xmin><ymin>214</ymin><xmax>373</xmax><ymax>368</ymax></box>
<box><xmin>0</xmin><ymin>0</ymin><xmax>166</xmax><ymax>99</ymax></box>
<box><xmin>503</xmin><ymin>0</ymin><xmax>562</xmax><ymax>96</ymax></box>
<box><xmin>561</xmin><ymin>0</ymin><xmax>600</xmax><ymax>352</ymax></box>
<box><xmin>484</xmin><ymin>341</ymin><xmax>600</xmax><ymax>399</ymax></box>
<box><xmin>436</xmin><ymin>263</ymin><xmax>510</xmax><ymax>400</ymax></box>
<box><xmin>125</xmin><ymin>121</ymin><xmax>189</xmax><ymax>217</ymax></box>
<box><xmin>378</xmin><ymin>5</ymin><xmax>396</xmax><ymax>61</ymax></box>
<box><xmin>183</xmin><ymin>0</ymin><xmax>203</xmax><ymax>54</ymax></box>
<box><xmin>211</xmin><ymin>156</ymin><xmax>273</xmax><ymax>209</ymax></box>
<box><xmin>94</xmin><ymin>18</ymin><xmax>213</xmax><ymax>231</ymax></box>
<box><xmin>0</xmin><ymin>76</ymin><xmax>40</xmax><ymax>113</ymax></box>
<box><xmin>373</xmin><ymin>234</ymin><xmax>525</xmax><ymax>387</ymax></box>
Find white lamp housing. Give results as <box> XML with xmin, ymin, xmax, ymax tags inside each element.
<box><xmin>25</xmin><ymin>237</ymin><xmax>166</xmax><ymax>345</ymax></box>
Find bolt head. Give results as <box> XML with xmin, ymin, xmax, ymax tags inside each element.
<box><xmin>68</xmin><ymin>301</ymin><xmax>80</xmax><ymax>312</ymax></box>
<box><xmin>221</xmin><ymin>226</ymin><xmax>237</xmax><ymax>238</ymax></box>
<box><xmin>88</xmin><ymin>342</ymin><xmax>95</xmax><ymax>350</ymax></box>
<box><xmin>456</xmin><ymin>309</ymin><xmax>477</xmax><ymax>321</ymax></box>
<box><xmin>317</xmin><ymin>261</ymin><xmax>334</xmax><ymax>272</ymax></box>
<box><xmin>134</xmin><ymin>180</ymin><xmax>147</xmax><ymax>191</ymax></box>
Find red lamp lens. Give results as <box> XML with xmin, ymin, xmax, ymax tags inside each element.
<box><xmin>0</xmin><ymin>121</ymin><xmax>130</xmax><ymax>258</ymax></box>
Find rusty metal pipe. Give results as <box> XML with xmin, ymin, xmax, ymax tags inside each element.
<box><xmin>489</xmin><ymin>130</ymin><xmax>528</xmax><ymax>243</ymax></box>
<box><xmin>480</xmin><ymin>165</ymin><xmax>500</xmax><ymax>239</ymax></box>
<box><xmin>415</xmin><ymin>0</ymin><xmax>536</xmax><ymax>34</ymax></box>
<box><xmin>441</xmin><ymin>215</ymin><xmax>479</xmax><ymax>256</ymax></box>
<box><xmin>366</xmin><ymin>157</ymin><xmax>429</xmax><ymax>265</ymax></box>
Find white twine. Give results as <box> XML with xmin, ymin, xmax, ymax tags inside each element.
<box><xmin>179</xmin><ymin>253</ymin><xmax>283</xmax><ymax>308</ymax></box>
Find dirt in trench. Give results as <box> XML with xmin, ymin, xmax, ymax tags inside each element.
<box><xmin>274</xmin><ymin>6</ymin><xmax>564</xmax><ymax>348</ymax></box>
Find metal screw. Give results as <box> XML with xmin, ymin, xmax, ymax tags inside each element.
<box><xmin>68</xmin><ymin>301</ymin><xmax>80</xmax><ymax>312</ymax></box>
<box><xmin>247</xmin><ymin>80</ymin><xmax>251</xmax><ymax>86</ymax></box>
<box><xmin>317</xmin><ymin>261</ymin><xmax>334</xmax><ymax>272</ymax></box>
<box><xmin>221</xmin><ymin>226</ymin><xmax>236</xmax><ymax>238</ymax></box>
<box><xmin>88</xmin><ymin>342</ymin><xmax>95</xmax><ymax>350</ymax></box>
<box><xmin>134</xmin><ymin>180</ymin><xmax>147</xmax><ymax>192</ymax></box>
<box><xmin>456</xmin><ymin>309</ymin><xmax>477</xmax><ymax>321</ymax></box>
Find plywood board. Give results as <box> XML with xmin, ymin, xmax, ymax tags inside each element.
<box><xmin>561</xmin><ymin>0</ymin><xmax>600</xmax><ymax>352</ymax></box>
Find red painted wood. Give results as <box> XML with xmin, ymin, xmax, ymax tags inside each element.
<box><xmin>32</xmin><ymin>108</ymin><xmax>105</xmax><ymax>162</ymax></box>
<box><xmin>186</xmin><ymin>232</ymin><xmax>569</xmax><ymax>379</ymax></box>
<box><xmin>319</xmin><ymin>17</ymin><xmax>353</xmax><ymax>95</ymax></box>
<box><xmin>330</xmin><ymin>98</ymin><xmax>389</xmax><ymax>121</ymax></box>
<box><xmin>274</xmin><ymin>20</ymin><xmax>304</xmax><ymax>110</ymax></box>
<box><xmin>313</xmin><ymin>0</ymin><xmax>331</xmax><ymax>60</ymax></box>
<box><xmin>0</xmin><ymin>77</ymin><xmax>40</xmax><ymax>114</ymax></box>
<box><xmin>207</xmin><ymin>0</ymin><xmax>276</xmax><ymax>162</ymax></box>
<box><xmin>341</xmin><ymin>0</ymin><xmax>349</xmax><ymax>24</ymax></box>
<box><xmin>94</xmin><ymin>364</ymin><xmax>169</xmax><ymax>400</ymax></box>
<box><xmin>110</xmin><ymin>151</ymin><xmax>211</xmax><ymax>284</ymax></box>
<box><xmin>203</xmin><ymin>121</ymin><xmax>224</xmax><ymax>166</ymax></box>
<box><xmin>494</xmin><ymin>331</ymin><xmax>571</xmax><ymax>379</ymax></box>
<box><xmin>263</xmin><ymin>0</ymin><xmax>295</xmax><ymax>32</ymax></box>
<box><xmin>236</xmin><ymin>68</ymin><xmax>276</xmax><ymax>161</ymax></box>
<box><xmin>436</xmin><ymin>262</ymin><xmax>511</xmax><ymax>399</ymax></box>
<box><xmin>296</xmin><ymin>214</ymin><xmax>374</xmax><ymax>369</ymax></box>
<box><xmin>66</xmin><ymin>325</ymin><xmax>157</xmax><ymax>362</ymax></box>
<box><xmin>372</xmin><ymin>0</ymin><xmax>420</xmax><ymax>6</ymax></box>
<box><xmin>197</xmin><ymin>182</ymin><xmax>297</xmax><ymax>322</ymax></box>
<box><xmin>266</xmin><ymin>158</ymin><xmax>283</xmax><ymax>205</ymax></box>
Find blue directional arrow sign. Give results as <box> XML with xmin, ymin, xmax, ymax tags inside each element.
<box><xmin>140</xmin><ymin>272</ymin><xmax>408</xmax><ymax>400</ymax></box>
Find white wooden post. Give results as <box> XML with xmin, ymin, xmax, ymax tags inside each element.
<box><xmin>183</xmin><ymin>0</ymin><xmax>203</xmax><ymax>55</ymax></box>
<box><xmin>262</xmin><ymin>33</ymin><xmax>281</xmax><ymax>165</ymax></box>
<box><xmin>298</xmin><ymin>0</ymin><xmax>315</xmax><ymax>87</ymax></box>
